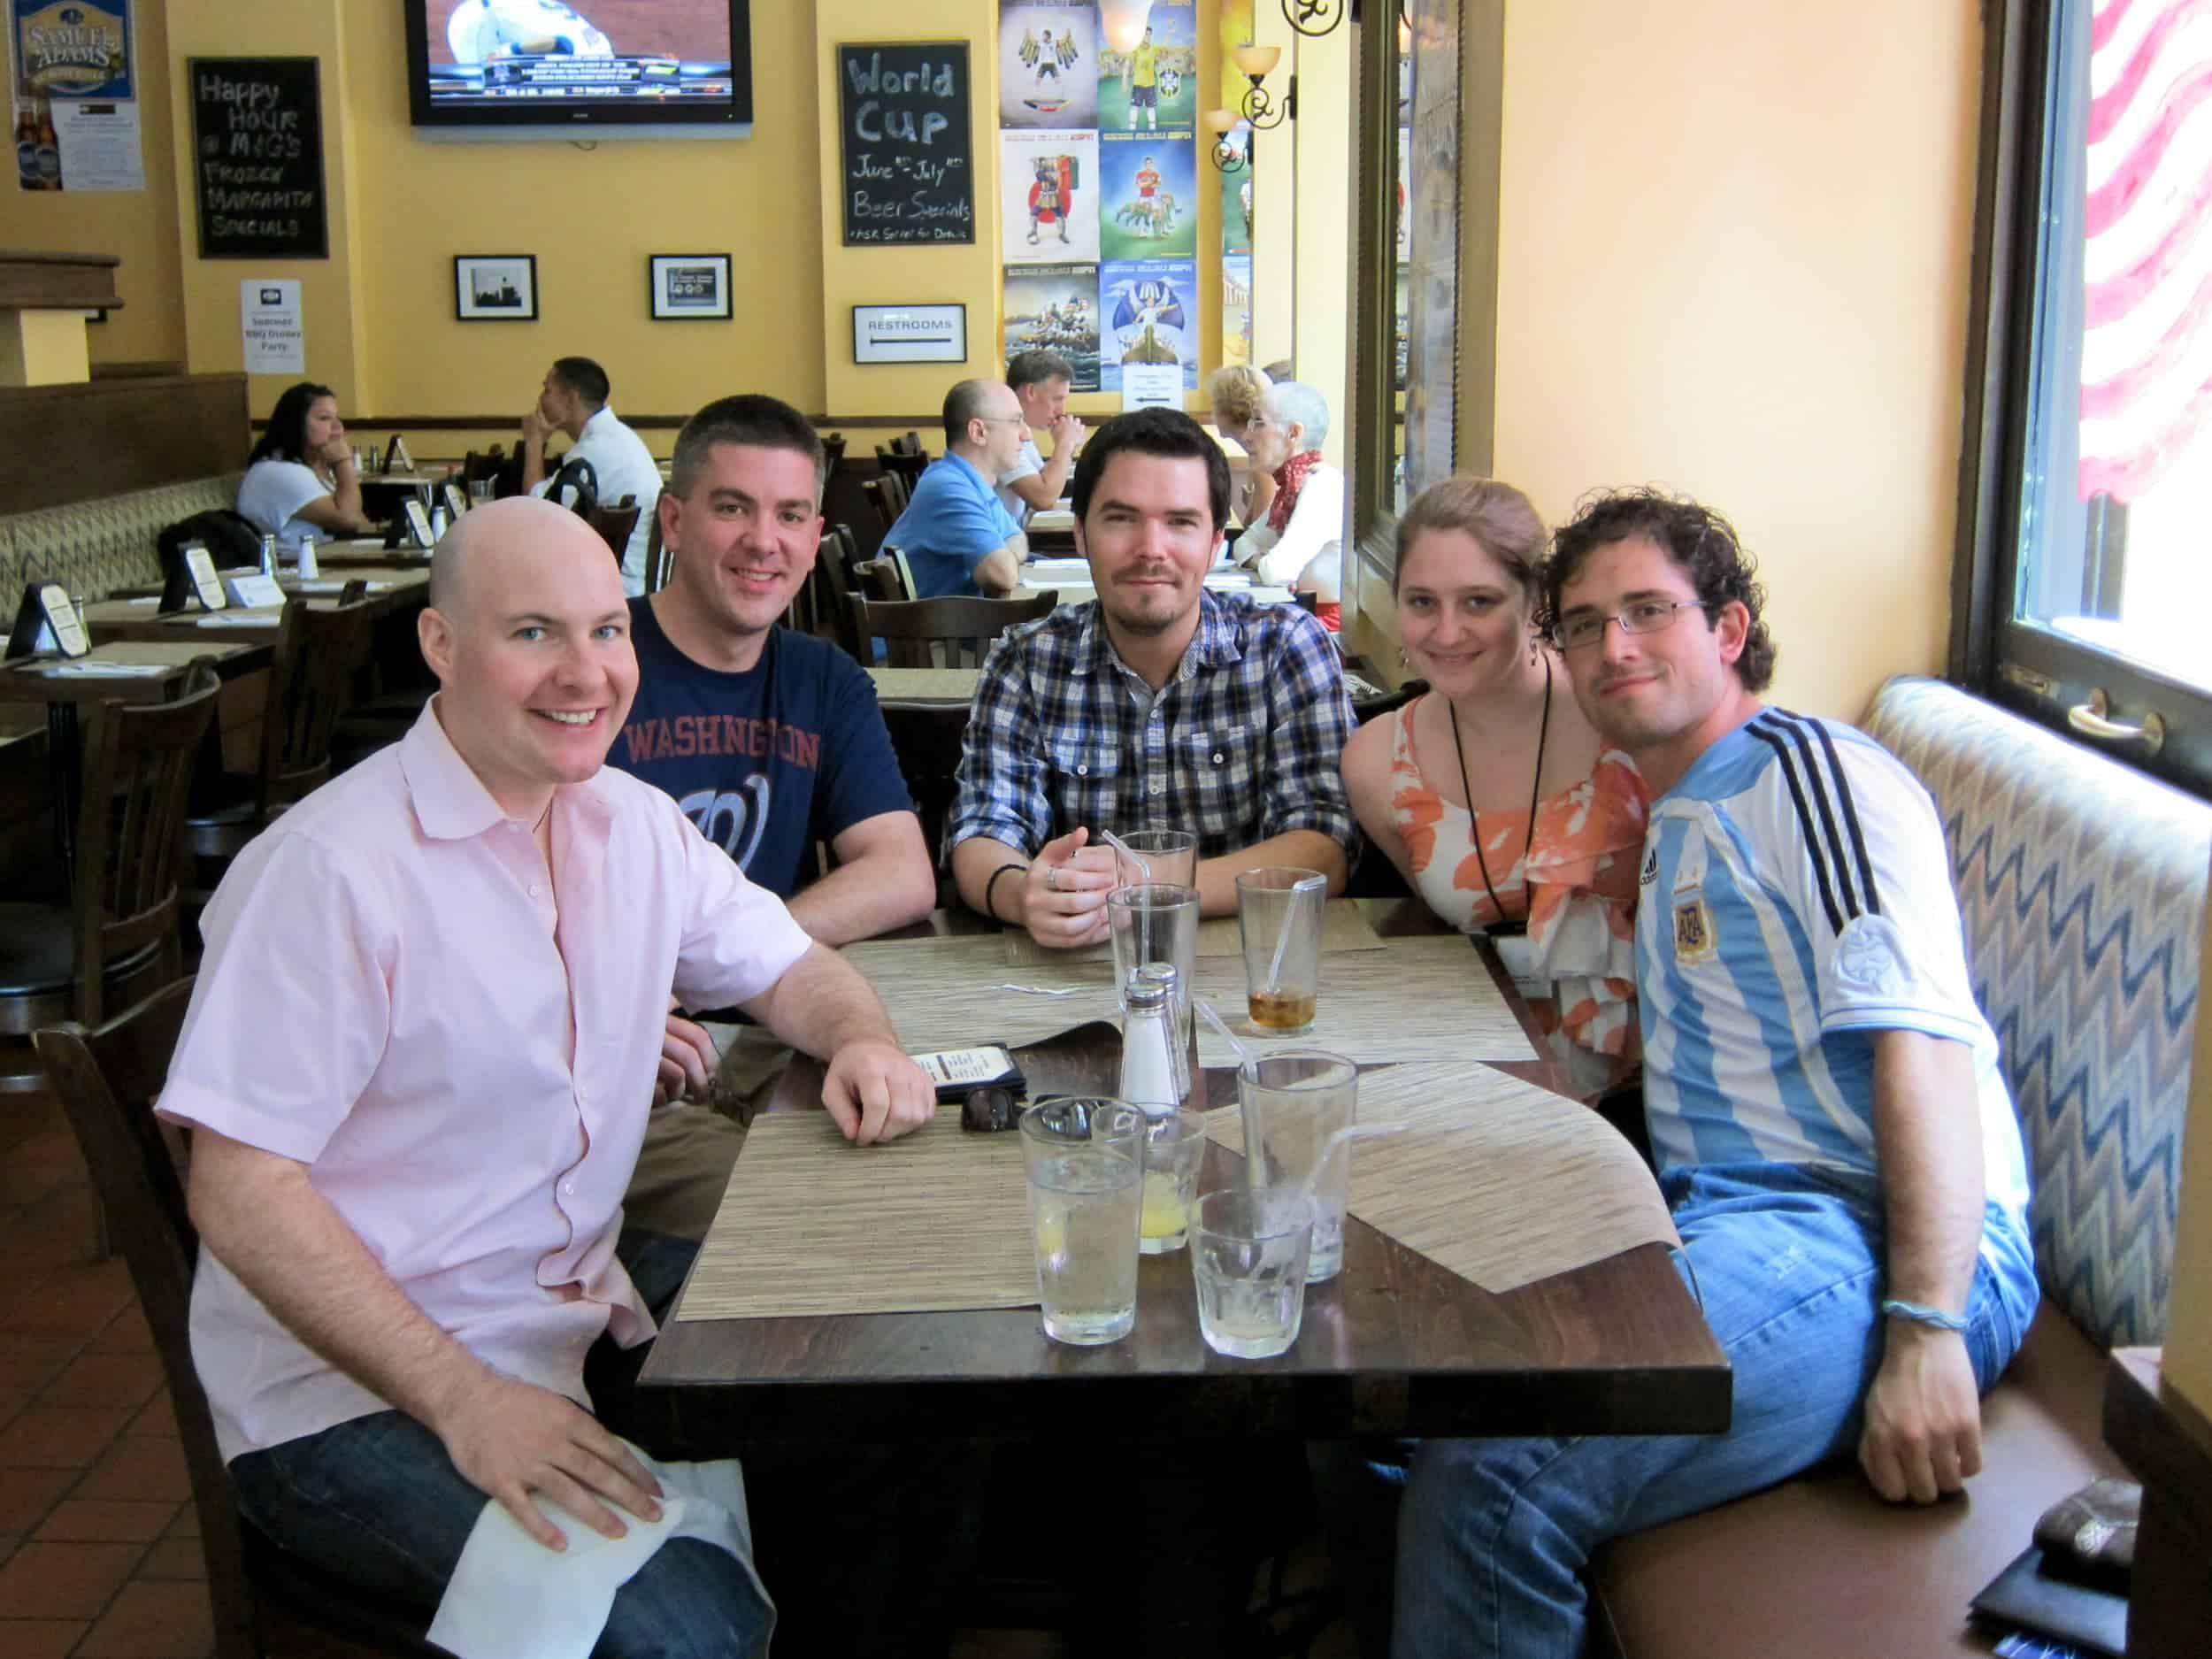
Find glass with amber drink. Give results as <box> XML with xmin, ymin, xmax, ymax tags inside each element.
<box><xmin>1234</xmin><ymin>867</ymin><xmax>1328</xmax><ymax>1034</ymax></box>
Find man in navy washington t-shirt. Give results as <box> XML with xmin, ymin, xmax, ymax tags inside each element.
<box><xmin>608</xmin><ymin>395</ymin><xmax>936</xmax><ymax>1238</ymax></box>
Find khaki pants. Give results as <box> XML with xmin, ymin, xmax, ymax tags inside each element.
<box><xmin>624</xmin><ymin>1023</ymin><xmax>793</xmax><ymax>1242</ymax></box>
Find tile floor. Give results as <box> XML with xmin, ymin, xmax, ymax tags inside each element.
<box><xmin>1</xmin><ymin>1092</ymin><xmax>211</xmax><ymax>1659</ymax></box>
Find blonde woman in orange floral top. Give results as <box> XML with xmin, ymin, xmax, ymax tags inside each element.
<box><xmin>1340</xmin><ymin>478</ymin><xmax>1647</xmax><ymax>1094</ymax></box>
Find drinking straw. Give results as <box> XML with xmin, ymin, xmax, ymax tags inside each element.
<box><xmin>1263</xmin><ymin>873</ymin><xmax>1326</xmax><ymax>994</ymax></box>
<box><xmin>1296</xmin><ymin>1122</ymin><xmax>1410</xmax><ymax>1206</ymax></box>
<box><xmin>1100</xmin><ymin>829</ymin><xmax>1155</xmax><ymax>970</ymax></box>
<box><xmin>1197</xmin><ymin>996</ymin><xmax>1252</xmax><ymax>1070</ymax></box>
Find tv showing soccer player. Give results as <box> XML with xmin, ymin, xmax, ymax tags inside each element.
<box><xmin>409</xmin><ymin>0</ymin><xmax>744</xmax><ymax>123</ymax></box>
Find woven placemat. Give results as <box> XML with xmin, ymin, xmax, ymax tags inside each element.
<box><xmin>1207</xmin><ymin>1061</ymin><xmax>1678</xmax><ymax>1293</ymax></box>
<box><xmin>675</xmin><ymin>1110</ymin><xmax>1037</xmax><ymax>1321</ymax></box>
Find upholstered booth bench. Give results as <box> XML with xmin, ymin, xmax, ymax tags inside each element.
<box><xmin>1589</xmin><ymin>676</ymin><xmax>2206</xmax><ymax>1657</ymax></box>
<box><xmin>0</xmin><ymin>472</ymin><xmax>242</xmax><ymax>603</ymax></box>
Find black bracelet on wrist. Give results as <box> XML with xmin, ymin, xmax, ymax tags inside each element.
<box><xmin>983</xmin><ymin>861</ymin><xmax>1028</xmax><ymax>923</ymax></box>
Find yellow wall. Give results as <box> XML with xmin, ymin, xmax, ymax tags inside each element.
<box><xmin>2167</xmin><ymin>853</ymin><xmax>2212</xmax><ymax>1409</ymax></box>
<box><xmin>0</xmin><ymin>0</ymin><xmax>184</xmax><ymax>367</ymax></box>
<box><xmin>1487</xmin><ymin>0</ymin><xmax>1981</xmax><ymax>720</ymax></box>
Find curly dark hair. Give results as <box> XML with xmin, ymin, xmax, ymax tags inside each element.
<box><xmin>1540</xmin><ymin>488</ymin><xmax>1777</xmax><ymax>693</ymax></box>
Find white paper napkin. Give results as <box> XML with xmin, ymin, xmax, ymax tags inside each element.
<box><xmin>41</xmin><ymin>661</ymin><xmax>171</xmax><ymax>677</ymax></box>
<box><xmin>426</xmin><ymin>1449</ymin><xmax>769</xmax><ymax>1659</ymax></box>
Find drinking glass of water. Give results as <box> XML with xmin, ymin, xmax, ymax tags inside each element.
<box><xmin>1018</xmin><ymin>1097</ymin><xmax>1145</xmax><ymax>1346</ymax></box>
<box><xmin>1189</xmin><ymin>1187</ymin><xmax>1315</xmax><ymax>1358</ymax></box>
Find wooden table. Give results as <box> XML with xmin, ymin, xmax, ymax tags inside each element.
<box><xmin>867</xmin><ymin>666</ymin><xmax>979</xmax><ymax>705</ymax></box>
<box><xmin>0</xmin><ymin>640</ymin><xmax>273</xmax><ymax>871</ymax></box>
<box><xmin>633</xmin><ymin>920</ymin><xmax>1728</xmax><ymax>1450</ymax></box>
<box><xmin>102</xmin><ymin>567</ymin><xmax>429</xmax><ymax>625</ymax></box>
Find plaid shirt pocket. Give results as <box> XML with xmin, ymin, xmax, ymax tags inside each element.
<box><xmin>1046</xmin><ymin>733</ymin><xmax>1130</xmax><ymax>835</ymax></box>
<box><xmin>1175</xmin><ymin>722</ymin><xmax>1265</xmax><ymax>852</ymax></box>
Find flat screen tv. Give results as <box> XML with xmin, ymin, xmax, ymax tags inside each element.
<box><xmin>403</xmin><ymin>1</ymin><xmax>752</xmax><ymax>138</ymax></box>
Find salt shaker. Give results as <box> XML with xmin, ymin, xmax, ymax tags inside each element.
<box><xmin>1118</xmin><ymin>963</ymin><xmax>1187</xmax><ymax>1118</ymax></box>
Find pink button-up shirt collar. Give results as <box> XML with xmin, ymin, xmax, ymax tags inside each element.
<box><xmin>164</xmin><ymin>703</ymin><xmax>812</xmax><ymax>1463</ymax></box>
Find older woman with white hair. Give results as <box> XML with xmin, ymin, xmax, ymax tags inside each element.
<box><xmin>1232</xmin><ymin>379</ymin><xmax>1345</xmax><ymax>628</ymax></box>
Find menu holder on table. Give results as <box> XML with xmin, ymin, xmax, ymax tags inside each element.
<box><xmin>1004</xmin><ymin>896</ymin><xmax>1386</xmax><ymax>965</ymax></box>
<box><xmin>1207</xmin><ymin>1060</ymin><xmax>1680</xmax><ymax>1294</ymax></box>
<box><xmin>4</xmin><ymin>582</ymin><xmax>89</xmax><ymax>660</ymax></box>
<box><xmin>676</xmin><ymin>1111</ymin><xmax>1038</xmax><ymax>1322</ymax></box>
<box><xmin>224</xmin><ymin>572</ymin><xmax>286</xmax><ymax>609</ymax></box>
<box><xmin>158</xmin><ymin>542</ymin><xmax>230</xmax><ymax>615</ymax></box>
<box><xmin>402</xmin><ymin>498</ymin><xmax>435</xmax><ymax>550</ymax></box>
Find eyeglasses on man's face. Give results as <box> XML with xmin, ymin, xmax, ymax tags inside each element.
<box><xmin>1554</xmin><ymin>598</ymin><xmax>1705</xmax><ymax>653</ymax></box>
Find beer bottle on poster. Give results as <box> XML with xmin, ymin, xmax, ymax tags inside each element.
<box><xmin>34</xmin><ymin>101</ymin><xmax>61</xmax><ymax>191</ymax></box>
<box><xmin>16</xmin><ymin>105</ymin><xmax>41</xmax><ymax>191</ymax></box>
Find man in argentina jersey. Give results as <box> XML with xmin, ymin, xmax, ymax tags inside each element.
<box><xmin>1393</xmin><ymin>491</ymin><xmax>2039</xmax><ymax>1659</ymax></box>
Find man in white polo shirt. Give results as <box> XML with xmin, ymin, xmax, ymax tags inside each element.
<box><xmin>522</xmin><ymin>355</ymin><xmax>663</xmax><ymax>595</ymax></box>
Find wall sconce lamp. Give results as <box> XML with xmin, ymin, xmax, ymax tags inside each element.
<box><xmin>1207</xmin><ymin>44</ymin><xmax>1291</xmax><ymax>173</ymax></box>
<box><xmin>1099</xmin><ymin>0</ymin><xmax>1154</xmax><ymax>57</ymax></box>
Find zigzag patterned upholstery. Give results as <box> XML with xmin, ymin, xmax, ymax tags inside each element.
<box><xmin>1863</xmin><ymin>675</ymin><xmax>2206</xmax><ymax>1348</ymax></box>
<box><xmin>1</xmin><ymin>474</ymin><xmax>242</xmax><ymax>602</ymax></box>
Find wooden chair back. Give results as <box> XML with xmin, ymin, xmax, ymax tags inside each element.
<box><xmin>851</xmin><ymin>555</ymin><xmax>914</xmax><ymax>604</ymax></box>
<box><xmin>459</xmin><ymin>446</ymin><xmax>505</xmax><ymax>487</ymax></box>
<box><xmin>642</xmin><ymin>511</ymin><xmax>673</xmax><ymax>594</ymax></box>
<box><xmin>848</xmin><ymin>591</ymin><xmax>1057</xmax><ymax>669</ymax></box>
<box><xmin>821</xmin><ymin>432</ymin><xmax>848</xmax><ymax>476</ymax></box>
<box><xmin>587</xmin><ymin>495</ymin><xmax>641</xmax><ymax>565</ymax></box>
<box><xmin>254</xmin><ymin>600</ymin><xmax>376</xmax><ymax>818</ymax></box>
<box><xmin>71</xmin><ymin>668</ymin><xmax>221</xmax><ymax>1026</ymax></box>
<box><xmin>861</xmin><ymin>472</ymin><xmax>908</xmax><ymax>534</ymax></box>
<box><xmin>875</xmin><ymin>444</ymin><xmax>929</xmax><ymax>490</ymax></box>
<box><xmin>36</xmin><ymin>984</ymin><xmax>444</xmax><ymax>1659</ymax></box>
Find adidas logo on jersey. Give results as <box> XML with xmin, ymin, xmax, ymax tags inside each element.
<box><xmin>1640</xmin><ymin>847</ymin><xmax>1659</xmax><ymax>887</ymax></box>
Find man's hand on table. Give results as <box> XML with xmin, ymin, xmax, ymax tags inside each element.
<box><xmin>823</xmin><ymin>1040</ymin><xmax>935</xmax><ymax>1146</ymax></box>
<box><xmin>654</xmin><ymin>1012</ymin><xmax>717</xmax><ymax>1108</ymax></box>
<box><xmin>1856</xmin><ymin>1322</ymin><xmax>1983</xmax><ymax>1504</ymax></box>
<box><xmin>432</xmin><ymin>1370</ymin><xmax>665</xmax><ymax>1551</ymax></box>
<box><xmin>1023</xmin><ymin>827</ymin><xmax>1118</xmax><ymax>950</ymax></box>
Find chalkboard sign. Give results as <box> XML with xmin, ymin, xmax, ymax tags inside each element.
<box><xmin>838</xmin><ymin>42</ymin><xmax>974</xmax><ymax>248</ymax></box>
<box><xmin>189</xmin><ymin>58</ymin><xmax>329</xmax><ymax>260</ymax></box>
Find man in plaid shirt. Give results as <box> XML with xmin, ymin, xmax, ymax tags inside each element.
<box><xmin>947</xmin><ymin>408</ymin><xmax>1359</xmax><ymax>949</ymax></box>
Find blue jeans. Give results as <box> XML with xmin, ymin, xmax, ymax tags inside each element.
<box><xmin>229</xmin><ymin>1230</ymin><xmax>772</xmax><ymax>1659</ymax></box>
<box><xmin>1391</xmin><ymin>1163</ymin><xmax>2039</xmax><ymax>1659</ymax></box>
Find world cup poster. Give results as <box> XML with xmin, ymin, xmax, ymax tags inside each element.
<box><xmin>1000</xmin><ymin>127</ymin><xmax>1099</xmax><ymax>265</ymax></box>
<box><xmin>1099</xmin><ymin>257</ymin><xmax>1197</xmax><ymax>392</ymax></box>
<box><xmin>1002</xmin><ymin>263</ymin><xmax>1102</xmax><ymax>392</ymax></box>
<box><xmin>1221</xmin><ymin>254</ymin><xmax>1252</xmax><ymax>370</ymax></box>
<box><xmin>997</xmin><ymin>0</ymin><xmax>1096</xmax><ymax>130</ymax></box>
<box><xmin>1098</xmin><ymin>0</ymin><xmax>1194</xmax><ymax>134</ymax></box>
<box><xmin>1097</xmin><ymin>129</ymin><xmax>1194</xmax><ymax>261</ymax></box>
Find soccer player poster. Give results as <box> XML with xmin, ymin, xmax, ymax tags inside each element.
<box><xmin>1098</xmin><ymin>129</ymin><xmax>1195</xmax><ymax>261</ymax></box>
<box><xmin>1002</xmin><ymin>264</ymin><xmax>1102</xmax><ymax>392</ymax></box>
<box><xmin>1099</xmin><ymin>258</ymin><xmax>1198</xmax><ymax>393</ymax></box>
<box><xmin>997</xmin><ymin>0</ymin><xmax>1097</xmax><ymax>130</ymax></box>
<box><xmin>1098</xmin><ymin>0</ymin><xmax>1195</xmax><ymax>133</ymax></box>
<box><xmin>1001</xmin><ymin>127</ymin><xmax>1100</xmax><ymax>265</ymax></box>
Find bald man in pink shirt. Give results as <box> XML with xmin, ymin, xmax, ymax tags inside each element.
<box><xmin>160</xmin><ymin>497</ymin><xmax>933</xmax><ymax>1655</ymax></box>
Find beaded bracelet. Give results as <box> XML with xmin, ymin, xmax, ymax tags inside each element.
<box><xmin>983</xmin><ymin>861</ymin><xmax>1028</xmax><ymax>923</ymax></box>
<box><xmin>1879</xmin><ymin>1298</ymin><xmax>1969</xmax><ymax>1333</ymax></box>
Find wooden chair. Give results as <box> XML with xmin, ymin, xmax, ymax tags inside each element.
<box><xmin>874</xmin><ymin>443</ymin><xmax>929</xmax><ymax>491</ymax></box>
<box><xmin>848</xmin><ymin>591</ymin><xmax>1057</xmax><ymax>669</ymax></box>
<box><xmin>642</xmin><ymin>510</ymin><xmax>674</xmax><ymax>594</ymax></box>
<box><xmin>783</xmin><ymin>557</ymin><xmax>864</xmax><ymax>664</ymax></box>
<box><xmin>184</xmin><ymin>601</ymin><xmax>376</xmax><ymax>872</ymax></box>
<box><xmin>588</xmin><ymin>494</ymin><xmax>641</xmax><ymax>565</ymax></box>
<box><xmin>0</xmin><ymin>668</ymin><xmax>221</xmax><ymax>1079</ymax></box>
<box><xmin>35</xmin><ymin>983</ymin><xmax>445</xmax><ymax>1659</ymax></box>
<box><xmin>861</xmin><ymin>472</ymin><xmax>908</xmax><ymax>535</ymax></box>
<box><xmin>821</xmin><ymin>432</ymin><xmax>848</xmax><ymax>477</ymax></box>
<box><xmin>851</xmin><ymin>554</ymin><xmax>915</xmax><ymax>603</ymax></box>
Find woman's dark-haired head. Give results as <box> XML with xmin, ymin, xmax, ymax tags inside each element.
<box><xmin>1070</xmin><ymin>407</ymin><xmax>1231</xmax><ymax>533</ymax></box>
<box><xmin>1540</xmin><ymin>487</ymin><xmax>1777</xmax><ymax>693</ymax></box>
<box><xmin>250</xmin><ymin>381</ymin><xmax>337</xmax><ymax>466</ymax></box>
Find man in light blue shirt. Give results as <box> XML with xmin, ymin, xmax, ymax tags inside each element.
<box><xmin>883</xmin><ymin>380</ymin><xmax>1029</xmax><ymax>599</ymax></box>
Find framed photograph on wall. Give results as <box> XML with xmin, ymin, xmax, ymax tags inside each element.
<box><xmin>454</xmin><ymin>255</ymin><xmax>538</xmax><ymax>321</ymax></box>
<box><xmin>649</xmin><ymin>254</ymin><xmax>733</xmax><ymax>321</ymax></box>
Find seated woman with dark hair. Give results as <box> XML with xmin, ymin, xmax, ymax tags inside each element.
<box><xmin>236</xmin><ymin>380</ymin><xmax>379</xmax><ymax>545</ymax></box>
<box><xmin>1340</xmin><ymin>475</ymin><xmax>1647</xmax><ymax>1096</ymax></box>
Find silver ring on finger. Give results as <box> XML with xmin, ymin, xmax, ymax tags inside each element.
<box><xmin>1044</xmin><ymin>865</ymin><xmax>1058</xmax><ymax>893</ymax></box>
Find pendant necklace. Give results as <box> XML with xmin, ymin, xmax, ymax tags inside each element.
<box><xmin>1448</xmin><ymin>652</ymin><xmax>1552</xmax><ymax>938</ymax></box>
